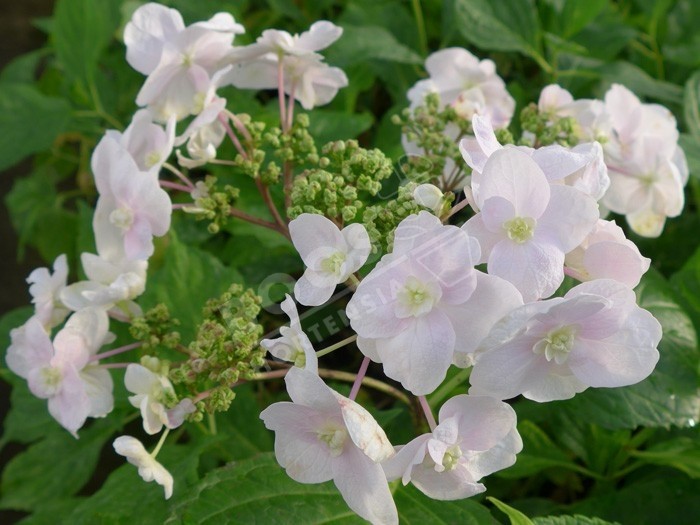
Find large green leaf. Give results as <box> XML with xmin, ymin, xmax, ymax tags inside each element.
<box><xmin>556</xmin><ymin>270</ymin><xmax>700</xmax><ymax>429</ymax></box>
<box><xmin>598</xmin><ymin>62</ymin><xmax>683</xmax><ymax>104</ymax></box>
<box><xmin>0</xmin><ymin>84</ymin><xmax>71</xmax><ymax>171</ymax></box>
<box><xmin>533</xmin><ymin>516</ymin><xmax>620</xmax><ymax>525</ymax></box>
<box><xmin>684</xmin><ymin>71</ymin><xmax>700</xmax><ymax>137</ymax></box>
<box><xmin>326</xmin><ymin>25</ymin><xmax>423</xmax><ymax>67</ymax></box>
<box><xmin>630</xmin><ymin>434</ymin><xmax>700</xmax><ymax>478</ymax></box>
<box><xmin>169</xmin><ymin>453</ymin><xmax>498</xmax><ymax>524</ymax></box>
<box><xmin>52</xmin><ymin>0</ymin><xmax>120</xmax><ymax>84</ymax></box>
<box><xmin>454</xmin><ymin>0</ymin><xmax>542</xmax><ymax>58</ymax></box>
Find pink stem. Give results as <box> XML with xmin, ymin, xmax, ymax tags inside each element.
<box><xmin>563</xmin><ymin>266</ymin><xmax>577</xmax><ymax>278</ymax></box>
<box><xmin>286</xmin><ymin>81</ymin><xmax>296</xmax><ymax>131</ymax></box>
<box><xmin>160</xmin><ymin>180</ymin><xmax>192</xmax><ymax>193</ymax></box>
<box><xmin>348</xmin><ymin>357</ymin><xmax>371</xmax><ymax>401</ymax></box>
<box><xmin>172</xmin><ymin>203</ymin><xmax>194</xmax><ymax>210</ymax></box>
<box><xmin>164</xmin><ymin>162</ymin><xmax>195</xmax><ymax>189</ymax></box>
<box><xmin>90</xmin><ymin>342</ymin><xmax>141</xmax><ymax>363</ymax></box>
<box><xmin>108</xmin><ymin>310</ymin><xmax>130</xmax><ymax>323</ymax></box>
<box><xmin>218</xmin><ymin>113</ymin><xmax>249</xmax><ymax>160</ymax></box>
<box><xmin>100</xmin><ymin>362</ymin><xmax>132</xmax><ymax>369</ymax></box>
<box><xmin>277</xmin><ymin>58</ymin><xmax>287</xmax><ymax>132</ymax></box>
<box><xmin>229</xmin><ymin>112</ymin><xmax>253</xmax><ymax>143</ymax></box>
<box><xmin>418</xmin><ymin>396</ymin><xmax>437</xmax><ymax>431</ymax></box>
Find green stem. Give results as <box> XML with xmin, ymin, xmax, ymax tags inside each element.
<box><xmin>151</xmin><ymin>428</ymin><xmax>170</xmax><ymax>458</ymax></box>
<box><xmin>316</xmin><ymin>334</ymin><xmax>358</xmax><ymax>357</ymax></box>
<box><xmin>429</xmin><ymin>367</ymin><xmax>470</xmax><ymax>409</ymax></box>
<box><xmin>411</xmin><ymin>0</ymin><xmax>429</xmax><ymax>56</ymax></box>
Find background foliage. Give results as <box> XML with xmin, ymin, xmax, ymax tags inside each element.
<box><xmin>1</xmin><ymin>0</ymin><xmax>700</xmax><ymax>523</ymax></box>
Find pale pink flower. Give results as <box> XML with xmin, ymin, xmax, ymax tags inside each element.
<box><xmin>113</xmin><ymin>436</ymin><xmax>174</xmax><ymax>499</ymax></box>
<box><xmin>289</xmin><ymin>214</ymin><xmax>371</xmax><ymax>306</ymax></box>
<box><xmin>261</xmin><ymin>294</ymin><xmax>317</xmax><ymax>372</ymax></box>
<box><xmin>464</xmin><ymin>148</ymin><xmax>598</xmax><ymax>301</ymax></box>
<box><xmin>383</xmin><ymin>395</ymin><xmax>521</xmax><ymax>500</ymax></box>
<box><xmin>565</xmin><ymin>219</ymin><xmax>650</xmax><ymax>288</ymax></box>
<box><xmin>260</xmin><ymin>367</ymin><xmax>398</xmax><ymax>525</ymax></box>
<box><xmin>470</xmin><ymin>279</ymin><xmax>661</xmax><ymax>401</ymax></box>
<box><xmin>106</xmin><ymin>109</ymin><xmax>175</xmax><ymax>172</ymax></box>
<box><xmin>26</xmin><ymin>254</ymin><xmax>69</xmax><ymax>329</ymax></box>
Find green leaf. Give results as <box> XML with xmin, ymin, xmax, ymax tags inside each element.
<box><xmin>52</xmin><ymin>0</ymin><xmax>120</xmax><ymax>84</ymax></box>
<box><xmin>598</xmin><ymin>62</ymin><xmax>683</xmax><ymax>104</ymax></box>
<box><xmin>533</xmin><ymin>515</ymin><xmax>620</xmax><ymax>525</ymax></box>
<box><xmin>0</xmin><ymin>419</ymin><xmax>117</xmax><ymax>511</ymax></box>
<box><xmin>141</xmin><ymin>231</ymin><xmax>243</xmax><ymax>342</ymax></box>
<box><xmin>487</xmin><ymin>497</ymin><xmax>534</xmax><ymax>525</ymax></box>
<box><xmin>558</xmin><ymin>270</ymin><xmax>700</xmax><ymax>429</ymax></box>
<box><xmin>0</xmin><ymin>84</ymin><xmax>71</xmax><ymax>171</ymax></box>
<box><xmin>454</xmin><ymin>0</ymin><xmax>544</xmax><ymax>63</ymax></box>
<box><xmin>684</xmin><ymin>71</ymin><xmax>700</xmax><ymax>137</ymax></box>
<box><xmin>631</xmin><ymin>435</ymin><xmax>700</xmax><ymax>478</ymax></box>
<box><xmin>308</xmin><ymin>110</ymin><xmax>374</xmax><ymax>146</ymax></box>
<box><xmin>558</xmin><ymin>0</ymin><xmax>608</xmax><ymax>38</ymax></box>
<box><xmin>0</xmin><ymin>49</ymin><xmax>50</xmax><ymax>85</ymax></box>
<box><xmin>679</xmin><ymin>134</ymin><xmax>700</xmax><ymax>178</ymax></box>
<box><xmin>327</xmin><ymin>25</ymin><xmax>423</xmax><ymax>67</ymax></box>
<box><xmin>170</xmin><ymin>453</ymin><xmax>497</xmax><ymax>524</ymax></box>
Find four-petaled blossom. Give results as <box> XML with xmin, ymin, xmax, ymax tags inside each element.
<box><xmin>260</xmin><ymin>294</ymin><xmax>318</xmax><ymax>372</ymax></box>
<box><xmin>113</xmin><ymin>436</ymin><xmax>174</xmax><ymax>499</ymax></box>
<box><xmin>5</xmin><ymin>309</ymin><xmax>114</xmax><ymax>436</ymax></box>
<box><xmin>26</xmin><ymin>253</ymin><xmax>69</xmax><ymax>329</ymax></box>
<box><xmin>470</xmin><ymin>279</ymin><xmax>661</xmax><ymax>402</ymax></box>
<box><xmin>124</xmin><ymin>3</ymin><xmax>244</xmax><ymax>121</ymax></box>
<box><xmin>106</xmin><ymin>109</ymin><xmax>175</xmax><ymax>173</ymax></box>
<box><xmin>383</xmin><ymin>395</ymin><xmax>522</xmax><ymax>500</ymax></box>
<box><xmin>289</xmin><ymin>214</ymin><xmax>371</xmax><ymax>306</ymax></box>
<box><xmin>92</xmin><ymin>135</ymin><xmax>172</xmax><ymax>261</ymax></box>
<box><xmin>464</xmin><ymin>148</ymin><xmax>599</xmax><ymax>302</ymax></box>
<box><xmin>348</xmin><ymin>212</ymin><xmax>522</xmax><ymax>393</ymax></box>
<box><xmin>260</xmin><ymin>367</ymin><xmax>398</xmax><ymax>525</ymax></box>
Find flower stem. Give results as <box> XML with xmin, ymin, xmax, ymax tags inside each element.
<box><xmin>444</xmin><ymin>197</ymin><xmax>471</xmax><ymax>221</ymax></box>
<box><xmin>151</xmin><ymin>428</ymin><xmax>170</xmax><ymax>458</ymax></box>
<box><xmin>278</xmin><ymin>58</ymin><xmax>287</xmax><ymax>132</ymax></box>
<box><xmin>286</xmin><ymin>81</ymin><xmax>296</xmax><ymax>132</ymax></box>
<box><xmin>230</xmin><ymin>207</ymin><xmax>286</xmax><ymax>234</ymax></box>
<box><xmin>316</xmin><ymin>334</ymin><xmax>358</xmax><ymax>357</ymax></box>
<box><xmin>226</xmin><ymin>110</ymin><xmax>253</xmax><ymax>143</ymax></box>
<box><xmin>160</xmin><ymin>180</ymin><xmax>192</xmax><ymax>193</ymax></box>
<box><xmin>255</xmin><ymin>179</ymin><xmax>289</xmax><ymax>237</ymax></box>
<box><xmin>418</xmin><ymin>396</ymin><xmax>437</xmax><ymax>431</ymax></box>
<box><xmin>349</xmin><ymin>357</ymin><xmax>370</xmax><ymax>401</ymax></box>
<box><xmin>219</xmin><ymin>113</ymin><xmax>249</xmax><ymax>160</ymax></box>
<box><xmin>163</xmin><ymin>162</ymin><xmax>194</xmax><ymax>189</ymax></box>
<box><xmin>410</xmin><ymin>0</ymin><xmax>428</xmax><ymax>56</ymax></box>
<box><xmin>100</xmin><ymin>362</ymin><xmax>132</xmax><ymax>369</ymax></box>
<box><xmin>90</xmin><ymin>342</ymin><xmax>141</xmax><ymax>363</ymax></box>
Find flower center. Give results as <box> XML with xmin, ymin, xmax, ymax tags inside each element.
<box><xmin>395</xmin><ymin>276</ymin><xmax>439</xmax><ymax>318</ymax></box>
<box><xmin>145</xmin><ymin>151</ymin><xmax>161</xmax><ymax>169</ymax></box>
<box><xmin>320</xmin><ymin>251</ymin><xmax>346</xmax><ymax>277</ymax></box>
<box><xmin>504</xmin><ymin>216</ymin><xmax>536</xmax><ymax>244</ymax></box>
<box><xmin>317</xmin><ymin>423</ymin><xmax>348</xmax><ymax>457</ymax></box>
<box><xmin>533</xmin><ymin>326</ymin><xmax>576</xmax><ymax>364</ymax></box>
<box><xmin>109</xmin><ymin>207</ymin><xmax>135</xmax><ymax>232</ymax></box>
<box><xmin>40</xmin><ymin>367</ymin><xmax>63</xmax><ymax>396</ymax></box>
<box><xmin>441</xmin><ymin>445</ymin><xmax>463</xmax><ymax>471</ymax></box>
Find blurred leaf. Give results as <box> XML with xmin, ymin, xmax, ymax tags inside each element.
<box><xmin>52</xmin><ymin>0</ymin><xmax>120</xmax><ymax>84</ymax></box>
<box><xmin>533</xmin><ymin>515</ymin><xmax>620</xmax><ymax>525</ymax></box>
<box><xmin>327</xmin><ymin>25</ymin><xmax>423</xmax><ymax>67</ymax></box>
<box><xmin>679</xmin><ymin>134</ymin><xmax>700</xmax><ymax>178</ymax></box>
<box><xmin>0</xmin><ymin>49</ymin><xmax>50</xmax><ymax>85</ymax></box>
<box><xmin>598</xmin><ymin>62</ymin><xmax>683</xmax><ymax>104</ymax></box>
<box><xmin>0</xmin><ymin>84</ymin><xmax>71</xmax><ymax>171</ymax></box>
<box><xmin>557</xmin><ymin>270</ymin><xmax>700</xmax><ymax>429</ymax></box>
<box><xmin>631</xmin><ymin>435</ymin><xmax>700</xmax><ymax>478</ymax></box>
<box><xmin>487</xmin><ymin>497</ymin><xmax>534</xmax><ymax>525</ymax></box>
<box><xmin>572</xmin><ymin>21</ymin><xmax>637</xmax><ymax>61</ymax></box>
<box><xmin>558</xmin><ymin>0</ymin><xmax>608</xmax><ymax>38</ymax></box>
<box><xmin>454</xmin><ymin>0</ymin><xmax>542</xmax><ymax>59</ymax></box>
<box><xmin>308</xmin><ymin>110</ymin><xmax>374</xmax><ymax>145</ymax></box>
<box><xmin>684</xmin><ymin>71</ymin><xmax>700</xmax><ymax>137</ymax></box>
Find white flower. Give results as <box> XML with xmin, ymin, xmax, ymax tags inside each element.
<box><xmin>113</xmin><ymin>436</ymin><xmax>174</xmax><ymax>499</ymax></box>
<box><xmin>106</xmin><ymin>109</ymin><xmax>175</xmax><ymax>172</ymax></box>
<box><xmin>289</xmin><ymin>214</ymin><xmax>371</xmax><ymax>306</ymax></box>
<box><xmin>26</xmin><ymin>254</ymin><xmax>69</xmax><ymax>329</ymax></box>
<box><xmin>260</xmin><ymin>367</ymin><xmax>398</xmax><ymax>525</ymax></box>
<box><xmin>261</xmin><ymin>294</ymin><xmax>318</xmax><ymax>372</ymax></box>
<box><xmin>383</xmin><ymin>395</ymin><xmax>521</xmax><ymax>500</ymax></box>
<box><xmin>125</xmin><ymin>363</ymin><xmax>182</xmax><ymax>435</ymax></box>
<box><xmin>413</xmin><ymin>184</ymin><xmax>445</xmax><ymax>215</ymax></box>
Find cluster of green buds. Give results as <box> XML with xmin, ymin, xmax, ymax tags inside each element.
<box><xmin>362</xmin><ymin>183</ymin><xmax>424</xmax><ymax>253</ymax></box>
<box><xmin>187</xmin><ymin>175</ymin><xmax>241</xmax><ymax>234</ymax></box>
<box><xmin>269</xmin><ymin>113</ymin><xmax>319</xmax><ymax>173</ymax></box>
<box><xmin>288</xmin><ymin>140</ymin><xmax>393</xmax><ymax>223</ymax></box>
<box><xmin>129</xmin><ymin>304</ymin><xmax>181</xmax><ymax>353</ymax></box>
<box><xmin>169</xmin><ymin>284</ymin><xmax>265</xmax><ymax>417</ymax></box>
<box><xmin>519</xmin><ymin>102</ymin><xmax>579</xmax><ymax>148</ymax></box>
<box><xmin>392</xmin><ymin>92</ymin><xmax>472</xmax><ymax>185</ymax></box>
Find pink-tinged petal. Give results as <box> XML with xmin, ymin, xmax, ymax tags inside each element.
<box><xmin>227</xmin><ymin>55</ymin><xmax>278</xmax><ymax>90</ymax></box>
<box><xmin>356</xmin><ymin>337</ymin><xmax>382</xmax><ymax>363</ymax></box>
<box><xmin>51</xmin><ymin>331</ymin><xmax>90</xmax><ymax>371</ymax></box>
<box><xmin>289</xmin><ymin>214</ymin><xmax>345</xmax><ymax>268</ymax></box>
<box><xmin>604</xmin><ymin>84</ymin><xmax>640</xmax><ymax>133</ymax></box>
<box><xmin>538</xmin><ymin>84</ymin><xmax>573</xmax><ymax>112</ymax></box>
<box><xmin>564</xmin><ymin>279</ymin><xmax>637</xmax><ymax>339</ymax></box>
<box><xmin>466</xmin><ymin>427</ymin><xmax>522</xmax><ymax>479</ymax></box>
<box><xmin>377</xmin><ymin>310</ymin><xmax>455</xmax><ymax>396</ymax></box>
<box><xmin>531</xmin><ymin>144</ymin><xmax>590</xmax><ymax>182</ymax></box>
<box><xmin>536</xmin><ymin>185</ymin><xmax>598</xmax><ymax>253</ymax></box>
<box><xmin>480</xmin><ymin>196</ymin><xmax>516</xmax><ymax>232</ymax></box>
<box><xmin>569</xmin><ymin>307</ymin><xmax>661</xmax><ymax>388</ymax></box>
<box><xmin>472</xmin><ymin>114</ymin><xmax>502</xmax><ymax>157</ymax></box>
<box><xmin>478</xmin><ymin>149</ymin><xmax>550</xmax><ymax>219</ymax></box>
<box><xmin>124</xmin><ymin>217</ymin><xmax>155</xmax><ymax>260</ymax></box>
<box><xmin>392</xmin><ymin>211</ymin><xmax>443</xmax><ymax>255</ymax></box>
<box><xmin>284</xmin><ymin>367</ymin><xmax>339</xmax><ymax>412</ymax></box>
<box><xmin>296</xmin><ymin>21</ymin><xmax>343</xmax><ymax>52</ymax></box>
<box><xmin>6</xmin><ymin>317</ymin><xmax>53</xmax><ymax>378</ymax></box>
<box><xmin>125</xmin><ymin>364</ymin><xmax>158</xmax><ymax>395</ymax></box>
<box><xmin>91</xmin><ymin>136</ymin><xmax>125</xmax><ymax>195</ymax></box>
<box><xmin>459</xmin><ymin>137</ymin><xmax>489</xmax><ymax>175</ymax></box>
<box><xmin>341</xmin><ymin>223</ymin><xmax>371</xmax><ymax>274</ymax></box>
<box><xmin>488</xmin><ymin>240</ymin><xmax>565</xmax><ymax>302</ymax></box>
<box><xmin>136</xmin><ymin>62</ymin><xmax>183</xmax><ymax>107</ymax></box>
<box><xmin>583</xmin><ymin>241</ymin><xmax>650</xmax><ymax>288</ymax></box>
<box><xmin>425</xmin><ymin>48</ymin><xmax>479</xmax><ymax>86</ymax></box>
<box><xmin>626</xmin><ymin>207</ymin><xmax>666</xmax><ymax>238</ymax></box>
<box><xmin>280</xmin><ymin>294</ymin><xmax>301</xmax><ymax>329</ymax></box>
<box><xmin>410</xmin><ymin>461</ymin><xmax>485</xmax><ymax>501</ymax></box>
<box><xmin>124</xmin><ymin>3</ymin><xmax>185</xmax><ymax>75</ymax></box>
<box><xmin>445</xmin><ymin>272</ymin><xmax>523</xmax><ymax>366</ymax></box>
<box><xmin>332</xmin><ymin>445</ymin><xmax>398</xmax><ymax>525</ymax></box>
<box><xmin>521</xmin><ymin>368</ymin><xmax>587</xmax><ymax>402</ymax></box>
<box><xmin>469</xmin><ymin>336</ymin><xmax>550</xmax><ymax>400</ymax></box>
<box><xmin>463</xmin><ymin>214</ymin><xmax>501</xmax><ymax>264</ymax></box>
<box><xmin>335</xmin><ymin>395</ymin><xmax>394</xmax><ymax>462</ymax></box>
<box><xmin>294</xmin><ymin>271</ymin><xmax>337</xmax><ymax>307</ymax></box>
<box><xmin>63</xmin><ymin>307</ymin><xmax>111</xmax><ymax>354</ymax></box>
<box><xmin>259</xmin><ymin>402</ymin><xmax>334</xmax><ymax>483</ymax></box>
<box><xmin>48</xmin><ymin>365</ymin><xmax>91</xmax><ymax>437</ymax></box>
<box><xmin>382</xmin><ymin>434</ymin><xmax>430</xmax><ymax>483</ymax></box>
<box><xmin>80</xmin><ymin>366</ymin><xmax>113</xmax><ymax>418</ymax></box>
<box><xmin>93</xmin><ymin>196</ymin><xmax>127</xmax><ymax>262</ymax></box>
<box><xmin>439</xmin><ymin>395</ymin><xmax>517</xmax><ymax>452</ymax></box>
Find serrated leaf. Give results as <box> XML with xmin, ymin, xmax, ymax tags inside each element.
<box><xmin>631</xmin><ymin>435</ymin><xmax>700</xmax><ymax>478</ymax></box>
<box><xmin>454</xmin><ymin>0</ymin><xmax>541</xmax><ymax>57</ymax></box>
<box><xmin>557</xmin><ymin>270</ymin><xmax>700</xmax><ymax>429</ymax></box>
<box><xmin>52</xmin><ymin>0</ymin><xmax>120</xmax><ymax>84</ymax></box>
<box><xmin>533</xmin><ymin>515</ymin><xmax>620</xmax><ymax>525</ymax></box>
<box><xmin>141</xmin><ymin>232</ymin><xmax>244</xmax><ymax>342</ymax></box>
<box><xmin>0</xmin><ymin>84</ymin><xmax>71</xmax><ymax>171</ymax></box>
<box><xmin>487</xmin><ymin>497</ymin><xmax>534</xmax><ymax>525</ymax></box>
<box><xmin>327</xmin><ymin>25</ymin><xmax>423</xmax><ymax>67</ymax></box>
<box><xmin>684</xmin><ymin>71</ymin><xmax>700</xmax><ymax>138</ymax></box>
